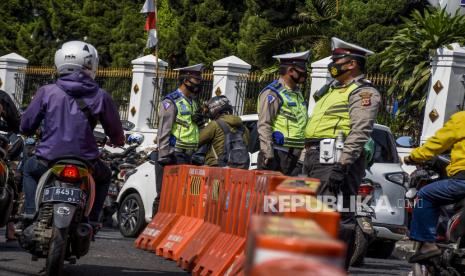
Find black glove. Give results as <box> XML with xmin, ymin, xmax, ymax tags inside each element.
<box><xmin>192</xmin><ymin>112</ymin><xmax>206</xmax><ymax>127</ymax></box>
<box><xmin>327</xmin><ymin>163</ymin><xmax>347</xmax><ymax>194</ymax></box>
<box><xmin>158</xmin><ymin>154</ymin><xmax>176</xmax><ymax>166</ymax></box>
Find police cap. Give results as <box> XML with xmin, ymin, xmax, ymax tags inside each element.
<box><xmin>331</xmin><ymin>37</ymin><xmax>374</xmax><ymax>60</ymax></box>
<box><xmin>273</xmin><ymin>50</ymin><xmax>310</xmax><ymax>71</ymax></box>
<box><xmin>174</xmin><ymin>63</ymin><xmax>205</xmax><ymax>80</ymax></box>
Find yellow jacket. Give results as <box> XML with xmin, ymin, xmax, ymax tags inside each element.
<box><xmin>410</xmin><ymin>111</ymin><xmax>465</xmax><ymax>177</ymax></box>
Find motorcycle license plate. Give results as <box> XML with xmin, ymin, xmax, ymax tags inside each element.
<box><xmin>42</xmin><ymin>187</ymin><xmax>83</xmax><ymax>204</ymax></box>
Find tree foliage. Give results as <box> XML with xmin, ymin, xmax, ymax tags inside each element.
<box><xmin>380</xmin><ymin>8</ymin><xmax>465</xmax><ymax>134</ymax></box>
<box><xmin>0</xmin><ymin>0</ymin><xmax>429</xmax><ymax>70</ymax></box>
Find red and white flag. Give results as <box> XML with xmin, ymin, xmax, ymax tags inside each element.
<box><xmin>141</xmin><ymin>0</ymin><xmax>157</xmax><ymax>48</ymax></box>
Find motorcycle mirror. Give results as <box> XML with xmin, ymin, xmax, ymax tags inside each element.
<box><xmin>121</xmin><ymin>120</ymin><xmax>135</xmax><ymax>131</ymax></box>
<box><xmin>396</xmin><ymin>136</ymin><xmax>414</xmax><ymax>148</ymax></box>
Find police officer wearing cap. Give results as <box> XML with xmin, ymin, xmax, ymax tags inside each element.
<box><xmin>152</xmin><ymin>64</ymin><xmax>205</xmax><ymax>215</ymax></box>
<box><xmin>257</xmin><ymin>51</ymin><xmax>309</xmax><ymax>175</ymax></box>
<box><xmin>303</xmin><ymin>37</ymin><xmax>380</xmax><ymax>269</ymax></box>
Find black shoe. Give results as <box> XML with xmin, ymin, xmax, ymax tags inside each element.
<box><xmin>152</xmin><ymin>200</ymin><xmax>159</xmax><ymax>217</ymax></box>
<box><xmin>408</xmin><ymin>249</ymin><xmax>441</xmax><ymax>263</ymax></box>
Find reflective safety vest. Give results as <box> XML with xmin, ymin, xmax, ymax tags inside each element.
<box><xmin>305</xmin><ymin>82</ymin><xmax>363</xmax><ymax>139</ymax></box>
<box><xmin>165</xmin><ymin>90</ymin><xmax>199</xmax><ymax>150</ymax></box>
<box><xmin>258</xmin><ymin>80</ymin><xmax>308</xmax><ymax>148</ymax></box>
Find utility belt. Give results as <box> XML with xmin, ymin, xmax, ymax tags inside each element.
<box><xmin>305</xmin><ymin>137</ymin><xmax>344</xmax><ymax>164</ymax></box>
<box><xmin>174</xmin><ymin>147</ymin><xmax>195</xmax><ymax>156</ymax></box>
<box><xmin>272</xmin><ymin>144</ymin><xmax>301</xmax><ymax>157</ymax></box>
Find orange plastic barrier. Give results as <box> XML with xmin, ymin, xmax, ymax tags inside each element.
<box><xmin>224</xmin><ymin>252</ymin><xmax>245</xmax><ymax>276</ymax></box>
<box><xmin>156</xmin><ymin>166</ymin><xmax>210</xmax><ymax>260</ymax></box>
<box><xmin>177</xmin><ymin>167</ymin><xmax>227</xmax><ymax>270</ymax></box>
<box><xmin>271</xmin><ymin>179</ymin><xmax>341</xmax><ymax>238</ymax></box>
<box><xmin>193</xmin><ymin>168</ymin><xmax>259</xmax><ymax>276</ymax></box>
<box><xmin>251</xmin><ymin>258</ymin><xmax>347</xmax><ymax>276</ymax></box>
<box><xmin>245</xmin><ymin>215</ymin><xmax>346</xmax><ymax>274</ymax></box>
<box><xmin>134</xmin><ymin>165</ymin><xmax>188</xmax><ymax>251</ymax></box>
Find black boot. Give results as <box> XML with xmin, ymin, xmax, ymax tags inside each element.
<box><xmin>152</xmin><ymin>198</ymin><xmax>160</xmax><ymax>217</ymax></box>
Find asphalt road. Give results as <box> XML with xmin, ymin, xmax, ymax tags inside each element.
<box><xmin>0</xmin><ymin>227</ymin><xmax>412</xmax><ymax>276</ymax></box>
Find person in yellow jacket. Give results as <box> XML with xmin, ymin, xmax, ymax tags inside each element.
<box><xmin>303</xmin><ymin>37</ymin><xmax>381</xmax><ymax>269</ymax></box>
<box><xmin>405</xmin><ymin>111</ymin><xmax>465</xmax><ymax>263</ymax></box>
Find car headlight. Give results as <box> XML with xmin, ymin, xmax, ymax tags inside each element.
<box><xmin>385</xmin><ymin>172</ymin><xmax>409</xmax><ymax>186</ymax></box>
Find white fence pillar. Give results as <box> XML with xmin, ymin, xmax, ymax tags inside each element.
<box><xmin>212</xmin><ymin>56</ymin><xmax>251</xmax><ymax>113</ymax></box>
<box><xmin>128</xmin><ymin>54</ymin><xmax>168</xmax><ymax>146</ymax></box>
<box><xmin>0</xmin><ymin>53</ymin><xmax>28</xmax><ymax>104</ymax></box>
<box><xmin>308</xmin><ymin>56</ymin><xmax>332</xmax><ymax>115</ymax></box>
<box><xmin>420</xmin><ymin>43</ymin><xmax>465</xmax><ymax>143</ymax></box>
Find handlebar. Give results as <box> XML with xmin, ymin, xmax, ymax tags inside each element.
<box><xmin>104</xmin><ymin>144</ymin><xmax>138</xmax><ymax>159</ymax></box>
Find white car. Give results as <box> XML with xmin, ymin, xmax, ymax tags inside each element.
<box><xmin>116</xmin><ymin>114</ymin><xmax>409</xmax><ymax>259</ymax></box>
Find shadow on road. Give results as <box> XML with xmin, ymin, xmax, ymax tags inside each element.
<box><xmin>63</xmin><ymin>264</ymin><xmax>188</xmax><ymax>276</ymax></box>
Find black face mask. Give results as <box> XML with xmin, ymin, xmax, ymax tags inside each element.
<box><xmin>328</xmin><ymin>60</ymin><xmax>352</xmax><ymax>78</ymax></box>
<box><xmin>290</xmin><ymin>69</ymin><xmax>307</xmax><ymax>84</ymax></box>
<box><xmin>185</xmin><ymin>80</ymin><xmax>201</xmax><ymax>93</ymax></box>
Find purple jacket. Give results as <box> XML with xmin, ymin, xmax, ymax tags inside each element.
<box><xmin>20</xmin><ymin>71</ymin><xmax>125</xmax><ymax>161</ymax></box>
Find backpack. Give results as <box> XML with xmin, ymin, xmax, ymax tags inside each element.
<box><xmin>215</xmin><ymin>119</ymin><xmax>250</xmax><ymax>169</ymax></box>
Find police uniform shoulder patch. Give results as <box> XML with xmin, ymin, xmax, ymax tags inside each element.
<box><xmin>163</xmin><ymin>101</ymin><xmax>171</xmax><ymax>110</ymax></box>
<box><xmin>359</xmin><ymin>90</ymin><xmax>373</xmax><ymax>107</ymax></box>
<box><xmin>267</xmin><ymin>94</ymin><xmax>276</xmax><ymax>104</ymax></box>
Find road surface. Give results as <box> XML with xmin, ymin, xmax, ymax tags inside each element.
<box><xmin>0</xmin><ymin>228</ymin><xmax>412</xmax><ymax>276</ymax></box>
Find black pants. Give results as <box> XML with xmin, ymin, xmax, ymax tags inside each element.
<box><xmin>303</xmin><ymin>147</ymin><xmax>365</xmax><ymax>269</ymax></box>
<box><xmin>153</xmin><ymin>151</ymin><xmax>191</xmax><ymax>203</ymax></box>
<box><xmin>23</xmin><ymin>155</ymin><xmax>111</xmax><ymax>222</ymax></box>
<box><xmin>257</xmin><ymin>148</ymin><xmax>300</xmax><ymax>176</ymax></box>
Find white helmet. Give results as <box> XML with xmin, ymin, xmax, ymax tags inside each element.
<box><xmin>54</xmin><ymin>41</ymin><xmax>99</xmax><ymax>79</ymax></box>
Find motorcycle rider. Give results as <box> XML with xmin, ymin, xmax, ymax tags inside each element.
<box><xmin>198</xmin><ymin>94</ymin><xmax>249</xmax><ymax>167</ymax></box>
<box><xmin>152</xmin><ymin>64</ymin><xmax>205</xmax><ymax>215</ymax></box>
<box><xmin>257</xmin><ymin>51</ymin><xmax>310</xmax><ymax>176</ymax></box>
<box><xmin>20</xmin><ymin>41</ymin><xmax>125</xmax><ymax>226</ymax></box>
<box><xmin>405</xmin><ymin>111</ymin><xmax>465</xmax><ymax>263</ymax></box>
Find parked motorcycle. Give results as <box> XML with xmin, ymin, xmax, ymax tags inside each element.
<box><xmin>407</xmin><ymin>155</ymin><xmax>465</xmax><ymax>276</ymax></box>
<box><xmin>351</xmin><ymin>178</ymin><xmax>376</xmax><ymax>267</ymax></box>
<box><xmin>95</xmin><ymin>130</ymin><xmax>146</xmax><ymax>226</ymax></box>
<box><xmin>0</xmin><ymin>133</ymin><xmax>25</xmax><ymax>240</ymax></box>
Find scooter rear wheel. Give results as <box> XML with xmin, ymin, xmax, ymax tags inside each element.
<box><xmin>45</xmin><ymin>226</ymin><xmax>68</xmax><ymax>276</ymax></box>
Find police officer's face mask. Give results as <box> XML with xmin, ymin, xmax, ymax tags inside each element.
<box><xmin>290</xmin><ymin>68</ymin><xmax>307</xmax><ymax>84</ymax></box>
<box><xmin>328</xmin><ymin>59</ymin><xmax>353</xmax><ymax>78</ymax></box>
<box><xmin>185</xmin><ymin>79</ymin><xmax>201</xmax><ymax>93</ymax></box>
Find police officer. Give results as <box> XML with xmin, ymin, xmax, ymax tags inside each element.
<box><xmin>303</xmin><ymin>37</ymin><xmax>381</xmax><ymax>269</ymax></box>
<box><xmin>257</xmin><ymin>51</ymin><xmax>310</xmax><ymax>175</ymax></box>
<box><xmin>152</xmin><ymin>64</ymin><xmax>205</xmax><ymax>215</ymax></box>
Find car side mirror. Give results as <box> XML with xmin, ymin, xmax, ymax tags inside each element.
<box><xmin>396</xmin><ymin>136</ymin><xmax>414</xmax><ymax>148</ymax></box>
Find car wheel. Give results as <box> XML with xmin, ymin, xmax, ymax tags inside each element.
<box><xmin>367</xmin><ymin>239</ymin><xmax>396</xmax><ymax>259</ymax></box>
<box><xmin>118</xmin><ymin>193</ymin><xmax>146</xmax><ymax>237</ymax></box>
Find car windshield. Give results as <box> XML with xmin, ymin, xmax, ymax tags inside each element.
<box><xmin>244</xmin><ymin>120</ymin><xmax>399</xmax><ymax>164</ymax></box>
<box><xmin>372</xmin><ymin>127</ymin><xmax>399</xmax><ymax>163</ymax></box>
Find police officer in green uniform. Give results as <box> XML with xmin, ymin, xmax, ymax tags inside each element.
<box><xmin>152</xmin><ymin>64</ymin><xmax>205</xmax><ymax>215</ymax></box>
<box><xmin>257</xmin><ymin>51</ymin><xmax>310</xmax><ymax>175</ymax></box>
<box><xmin>303</xmin><ymin>37</ymin><xmax>380</xmax><ymax>269</ymax></box>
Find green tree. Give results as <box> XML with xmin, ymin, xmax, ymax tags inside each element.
<box><xmin>380</xmin><ymin>8</ymin><xmax>465</xmax><ymax>135</ymax></box>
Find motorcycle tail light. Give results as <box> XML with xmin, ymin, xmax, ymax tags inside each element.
<box><xmin>358</xmin><ymin>184</ymin><xmax>373</xmax><ymax>196</ymax></box>
<box><xmin>61</xmin><ymin>165</ymin><xmax>80</xmax><ymax>181</ymax></box>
